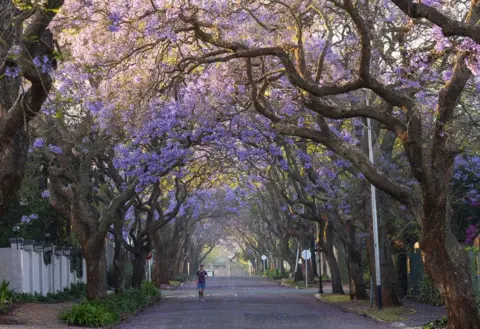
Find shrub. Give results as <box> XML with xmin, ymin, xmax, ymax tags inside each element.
<box><xmin>475</xmin><ymin>283</ymin><xmax>480</xmax><ymax>312</ymax></box>
<box><xmin>417</xmin><ymin>276</ymin><xmax>444</xmax><ymax>306</ymax></box>
<box><xmin>60</xmin><ymin>283</ymin><xmax>161</xmax><ymax>327</ymax></box>
<box><xmin>423</xmin><ymin>316</ymin><xmax>448</xmax><ymax>329</ymax></box>
<box><xmin>60</xmin><ymin>303</ymin><xmax>118</xmax><ymax>327</ymax></box>
<box><xmin>0</xmin><ymin>280</ymin><xmax>12</xmax><ymax>314</ymax></box>
<box><xmin>10</xmin><ymin>282</ymin><xmax>86</xmax><ymax>304</ymax></box>
<box><xmin>408</xmin><ymin>275</ymin><xmax>444</xmax><ymax>306</ymax></box>
<box><xmin>263</xmin><ymin>269</ymin><xmax>284</xmax><ymax>280</ymax></box>
<box><xmin>174</xmin><ymin>275</ymin><xmax>187</xmax><ymax>282</ymax></box>
<box><xmin>141</xmin><ymin>281</ymin><xmax>161</xmax><ymax>298</ymax></box>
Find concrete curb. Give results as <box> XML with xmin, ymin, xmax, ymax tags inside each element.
<box><xmin>313</xmin><ymin>294</ymin><xmax>418</xmax><ymax>329</ymax></box>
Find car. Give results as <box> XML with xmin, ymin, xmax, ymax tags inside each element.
<box><xmin>206</xmin><ymin>269</ymin><xmax>214</xmax><ymax>277</ymax></box>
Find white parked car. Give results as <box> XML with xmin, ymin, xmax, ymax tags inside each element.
<box><xmin>206</xmin><ymin>269</ymin><xmax>214</xmax><ymax>277</ymax></box>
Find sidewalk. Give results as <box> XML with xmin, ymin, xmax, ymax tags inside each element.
<box><xmin>313</xmin><ymin>287</ymin><xmax>446</xmax><ymax>329</ymax></box>
<box><xmin>401</xmin><ymin>299</ymin><xmax>446</xmax><ymax>327</ymax></box>
<box><xmin>0</xmin><ymin>302</ymin><xmax>75</xmax><ymax>328</ymax></box>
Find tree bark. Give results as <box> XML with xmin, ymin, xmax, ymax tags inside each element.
<box><xmin>113</xmin><ymin>212</ymin><xmax>126</xmax><ymax>294</ymax></box>
<box><xmin>366</xmin><ymin>215</ymin><xmax>402</xmax><ymax>307</ymax></box>
<box><xmin>345</xmin><ymin>237</ymin><xmax>368</xmax><ymax>300</ymax></box>
<box><xmin>84</xmin><ymin>239</ymin><xmax>107</xmax><ymax>300</ymax></box>
<box><xmin>152</xmin><ymin>250</ymin><xmax>170</xmax><ymax>286</ymax></box>
<box><xmin>113</xmin><ymin>241</ymin><xmax>125</xmax><ymax>294</ymax></box>
<box><xmin>131</xmin><ymin>248</ymin><xmax>148</xmax><ymax>289</ymax></box>
<box><xmin>0</xmin><ymin>130</ymin><xmax>28</xmax><ymax>216</ymax></box>
<box><xmin>421</xmin><ymin>197</ymin><xmax>480</xmax><ymax>329</ymax></box>
<box><xmin>323</xmin><ymin>224</ymin><xmax>345</xmax><ymax>294</ymax></box>
<box><xmin>325</xmin><ymin>247</ymin><xmax>344</xmax><ymax>294</ymax></box>
<box><xmin>151</xmin><ymin>232</ymin><xmax>177</xmax><ymax>286</ymax></box>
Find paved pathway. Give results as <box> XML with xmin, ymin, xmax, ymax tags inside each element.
<box><xmin>117</xmin><ymin>276</ymin><xmax>393</xmax><ymax>329</ymax></box>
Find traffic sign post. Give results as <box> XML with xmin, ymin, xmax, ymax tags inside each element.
<box><xmin>301</xmin><ymin>250</ymin><xmax>311</xmax><ymax>288</ymax></box>
<box><xmin>261</xmin><ymin>255</ymin><xmax>267</xmax><ymax>274</ymax></box>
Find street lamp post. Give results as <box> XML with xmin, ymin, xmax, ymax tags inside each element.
<box><xmin>13</xmin><ymin>225</ymin><xmax>20</xmax><ymax>249</ymax></box>
<box><xmin>367</xmin><ymin>115</ymin><xmax>382</xmax><ymax>310</ymax></box>
<box><xmin>316</xmin><ymin>222</ymin><xmax>323</xmax><ymax>294</ymax></box>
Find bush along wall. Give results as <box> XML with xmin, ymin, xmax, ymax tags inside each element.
<box><xmin>59</xmin><ymin>281</ymin><xmax>161</xmax><ymax>327</ymax></box>
<box><xmin>0</xmin><ymin>280</ymin><xmax>86</xmax><ymax>314</ymax></box>
<box><xmin>408</xmin><ymin>275</ymin><xmax>444</xmax><ymax>307</ymax></box>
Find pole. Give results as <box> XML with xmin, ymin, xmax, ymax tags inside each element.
<box><xmin>305</xmin><ymin>253</ymin><xmax>308</xmax><ymax>288</ymax></box>
<box><xmin>367</xmin><ymin>116</ymin><xmax>382</xmax><ymax>310</ymax></box>
<box><xmin>294</xmin><ymin>243</ymin><xmax>300</xmax><ymax>274</ymax></box>
<box><xmin>187</xmin><ymin>262</ymin><xmax>190</xmax><ymax>276</ymax></box>
<box><xmin>316</xmin><ymin>222</ymin><xmax>323</xmax><ymax>293</ymax></box>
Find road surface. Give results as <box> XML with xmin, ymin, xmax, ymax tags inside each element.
<box><xmin>117</xmin><ymin>276</ymin><xmax>393</xmax><ymax>329</ymax></box>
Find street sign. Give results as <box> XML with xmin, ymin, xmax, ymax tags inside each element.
<box><xmin>301</xmin><ymin>249</ymin><xmax>311</xmax><ymax>260</ymax></box>
<box><xmin>261</xmin><ymin>255</ymin><xmax>267</xmax><ymax>260</ymax></box>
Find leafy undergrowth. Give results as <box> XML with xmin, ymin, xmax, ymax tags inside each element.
<box><xmin>366</xmin><ymin>306</ymin><xmax>414</xmax><ymax>322</ymax></box>
<box><xmin>59</xmin><ymin>281</ymin><xmax>161</xmax><ymax>327</ymax></box>
<box><xmin>279</xmin><ymin>278</ymin><xmax>317</xmax><ymax>289</ymax></box>
<box><xmin>11</xmin><ymin>282</ymin><xmax>86</xmax><ymax>304</ymax></box>
<box><xmin>0</xmin><ymin>280</ymin><xmax>86</xmax><ymax>315</ymax></box>
<box><xmin>423</xmin><ymin>316</ymin><xmax>448</xmax><ymax>329</ymax></box>
<box><xmin>319</xmin><ymin>294</ymin><xmax>414</xmax><ymax>322</ymax></box>
<box><xmin>321</xmin><ymin>294</ymin><xmax>351</xmax><ymax>303</ymax></box>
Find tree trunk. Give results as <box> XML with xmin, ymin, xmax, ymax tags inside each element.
<box><xmin>152</xmin><ymin>250</ymin><xmax>170</xmax><ymax>286</ymax></box>
<box><xmin>131</xmin><ymin>248</ymin><xmax>148</xmax><ymax>289</ymax></box>
<box><xmin>280</xmin><ymin>260</ymin><xmax>287</xmax><ymax>277</ymax></box>
<box><xmin>310</xmin><ymin>240</ymin><xmax>318</xmax><ymax>277</ymax></box>
<box><xmin>366</xmin><ymin>217</ymin><xmax>401</xmax><ymax>307</ymax></box>
<box><xmin>360</xmin><ymin>177</ymin><xmax>401</xmax><ymax>307</ymax></box>
<box><xmin>323</xmin><ymin>225</ymin><xmax>345</xmax><ymax>294</ymax></box>
<box><xmin>294</xmin><ymin>262</ymin><xmax>304</xmax><ymax>282</ymax></box>
<box><xmin>347</xmin><ymin>245</ymin><xmax>368</xmax><ymax>300</ymax></box>
<box><xmin>113</xmin><ymin>243</ymin><xmax>125</xmax><ymax>294</ymax></box>
<box><xmin>325</xmin><ymin>247</ymin><xmax>344</xmax><ymax>294</ymax></box>
<box><xmin>113</xmin><ymin>213</ymin><xmax>126</xmax><ymax>294</ymax></box>
<box><xmin>84</xmin><ymin>239</ymin><xmax>108</xmax><ymax>300</ymax></box>
<box><xmin>0</xmin><ymin>130</ymin><xmax>28</xmax><ymax>217</ymax></box>
<box><xmin>422</xmin><ymin>198</ymin><xmax>480</xmax><ymax>329</ymax></box>
<box><xmin>345</xmin><ymin>224</ymin><xmax>368</xmax><ymax>300</ymax></box>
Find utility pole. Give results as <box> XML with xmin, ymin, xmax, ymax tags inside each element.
<box><xmin>316</xmin><ymin>222</ymin><xmax>323</xmax><ymax>294</ymax></box>
<box><xmin>367</xmin><ymin>113</ymin><xmax>382</xmax><ymax>310</ymax></box>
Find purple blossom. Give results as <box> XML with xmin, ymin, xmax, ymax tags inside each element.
<box><xmin>5</xmin><ymin>66</ymin><xmax>20</xmax><ymax>78</ymax></box>
<box><xmin>48</xmin><ymin>144</ymin><xmax>62</xmax><ymax>154</ymax></box>
<box><xmin>33</xmin><ymin>138</ymin><xmax>45</xmax><ymax>148</ymax></box>
<box><xmin>32</xmin><ymin>56</ymin><xmax>53</xmax><ymax>73</ymax></box>
<box><xmin>32</xmin><ymin>56</ymin><xmax>42</xmax><ymax>68</ymax></box>
<box><xmin>108</xmin><ymin>12</ymin><xmax>121</xmax><ymax>32</ymax></box>
<box><xmin>465</xmin><ymin>224</ymin><xmax>479</xmax><ymax>245</ymax></box>
<box><xmin>421</xmin><ymin>0</ymin><xmax>438</xmax><ymax>6</ymax></box>
<box><xmin>21</xmin><ymin>214</ymin><xmax>38</xmax><ymax>224</ymax></box>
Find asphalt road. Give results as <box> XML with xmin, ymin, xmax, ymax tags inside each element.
<box><xmin>117</xmin><ymin>276</ymin><xmax>394</xmax><ymax>329</ymax></box>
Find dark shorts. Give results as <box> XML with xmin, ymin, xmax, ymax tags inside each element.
<box><xmin>197</xmin><ymin>282</ymin><xmax>206</xmax><ymax>289</ymax></box>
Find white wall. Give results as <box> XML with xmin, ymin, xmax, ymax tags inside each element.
<box><xmin>0</xmin><ymin>241</ymin><xmax>86</xmax><ymax>295</ymax></box>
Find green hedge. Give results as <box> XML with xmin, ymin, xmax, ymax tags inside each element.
<box><xmin>423</xmin><ymin>316</ymin><xmax>448</xmax><ymax>329</ymax></box>
<box><xmin>11</xmin><ymin>282</ymin><xmax>86</xmax><ymax>303</ymax></box>
<box><xmin>0</xmin><ymin>280</ymin><xmax>86</xmax><ymax>314</ymax></box>
<box><xmin>60</xmin><ymin>281</ymin><xmax>161</xmax><ymax>327</ymax></box>
<box><xmin>408</xmin><ymin>275</ymin><xmax>444</xmax><ymax>306</ymax></box>
<box><xmin>262</xmin><ymin>269</ymin><xmax>284</xmax><ymax>280</ymax></box>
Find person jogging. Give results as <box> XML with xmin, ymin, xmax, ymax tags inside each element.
<box><xmin>196</xmin><ymin>264</ymin><xmax>208</xmax><ymax>301</ymax></box>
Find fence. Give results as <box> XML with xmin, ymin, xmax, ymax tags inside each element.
<box><xmin>0</xmin><ymin>238</ymin><xmax>86</xmax><ymax>295</ymax></box>
<box><xmin>408</xmin><ymin>248</ymin><xmax>480</xmax><ymax>296</ymax></box>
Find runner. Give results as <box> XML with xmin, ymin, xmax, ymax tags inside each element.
<box><xmin>196</xmin><ymin>264</ymin><xmax>208</xmax><ymax>301</ymax></box>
